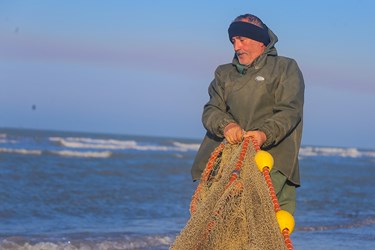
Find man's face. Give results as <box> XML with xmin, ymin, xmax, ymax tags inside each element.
<box><xmin>231</xmin><ymin>36</ymin><xmax>266</xmax><ymax>65</ymax></box>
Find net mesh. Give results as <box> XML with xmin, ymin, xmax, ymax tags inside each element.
<box><xmin>170</xmin><ymin>140</ymin><xmax>287</xmax><ymax>250</ymax></box>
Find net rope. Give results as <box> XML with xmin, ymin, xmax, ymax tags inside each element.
<box><xmin>170</xmin><ymin>137</ymin><xmax>289</xmax><ymax>250</ymax></box>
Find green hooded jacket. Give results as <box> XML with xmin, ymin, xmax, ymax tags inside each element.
<box><xmin>191</xmin><ymin>26</ymin><xmax>305</xmax><ymax>186</ymax></box>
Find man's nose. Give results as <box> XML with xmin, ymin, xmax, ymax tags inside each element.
<box><xmin>233</xmin><ymin>40</ymin><xmax>241</xmax><ymax>51</ymax></box>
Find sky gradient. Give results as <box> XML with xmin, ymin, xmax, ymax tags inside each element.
<box><xmin>1</xmin><ymin>0</ymin><xmax>374</xmax><ymax>149</ymax></box>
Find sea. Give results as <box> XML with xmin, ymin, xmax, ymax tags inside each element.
<box><xmin>0</xmin><ymin>128</ymin><xmax>374</xmax><ymax>250</ymax></box>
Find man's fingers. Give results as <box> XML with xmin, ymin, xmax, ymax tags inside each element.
<box><xmin>243</xmin><ymin>131</ymin><xmax>253</xmax><ymax>138</ymax></box>
<box><xmin>242</xmin><ymin>130</ymin><xmax>266</xmax><ymax>146</ymax></box>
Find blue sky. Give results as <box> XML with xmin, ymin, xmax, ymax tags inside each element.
<box><xmin>1</xmin><ymin>0</ymin><xmax>374</xmax><ymax>149</ymax></box>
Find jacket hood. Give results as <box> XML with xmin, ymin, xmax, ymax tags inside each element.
<box><xmin>263</xmin><ymin>25</ymin><xmax>278</xmax><ymax>56</ymax></box>
<box><xmin>232</xmin><ymin>25</ymin><xmax>278</xmax><ymax>72</ymax></box>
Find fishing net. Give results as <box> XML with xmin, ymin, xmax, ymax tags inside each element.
<box><xmin>170</xmin><ymin>138</ymin><xmax>287</xmax><ymax>250</ymax></box>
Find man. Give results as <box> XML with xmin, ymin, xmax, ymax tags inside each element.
<box><xmin>191</xmin><ymin>14</ymin><xmax>304</xmax><ymax>214</ymax></box>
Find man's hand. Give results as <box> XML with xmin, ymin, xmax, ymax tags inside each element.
<box><xmin>224</xmin><ymin>123</ymin><xmax>267</xmax><ymax>147</ymax></box>
<box><xmin>244</xmin><ymin>130</ymin><xmax>267</xmax><ymax>147</ymax></box>
<box><xmin>224</xmin><ymin>123</ymin><xmax>244</xmax><ymax>144</ymax></box>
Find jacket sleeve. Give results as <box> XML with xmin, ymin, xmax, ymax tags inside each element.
<box><xmin>258</xmin><ymin>59</ymin><xmax>305</xmax><ymax>148</ymax></box>
<box><xmin>202</xmin><ymin>67</ymin><xmax>236</xmax><ymax>138</ymax></box>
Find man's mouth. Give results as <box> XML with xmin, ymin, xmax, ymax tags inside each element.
<box><xmin>236</xmin><ymin>51</ymin><xmax>247</xmax><ymax>57</ymax></box>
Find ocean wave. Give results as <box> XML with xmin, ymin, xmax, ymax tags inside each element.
<box><xmin>0</xmin><ymin>235</ymin><xmax>174</xmax><ymax>250</ymax></box>
<box><xmin>299</xmin><ymin>146</ymin><xmax>375</xmax><ymax>158</ymax></box>
<box><xmin>172</xmin><ymin>141</ymin><xmax>201</xmax><ymax>151</ymax></box>
<box><xmin>297</xmin><ymin>217</ymin><xmax>375</xmax><ymax>231</ymax></box>
<box><xmin>0</xmin><ymin>139</ymin><xmax>17</xmax><ymax>144</ymax></box>
<box><xmin>50</xmin><ymin>137</ymin><xmax>199</xmax><ymax>152</ymax></box>
<box><xmin>0</xmin><ymin>147</ymin><xmax>111</xmax><ymax>158</ymax></box>
<box><xmin>50</xmin><ymin>137</ymin><xmax>139</xmax><ymax>150</ymax></box>
<box><xmin>0</xmin><ymin>148</ymin><xmax>42</xmax><ymax>155</ymax></box>
<box><xmin>49</xmin><ymin>150</ymin><xmax>112</xmax><ymax>158</ymax></box>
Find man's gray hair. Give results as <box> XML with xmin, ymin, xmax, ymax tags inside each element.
<box><xmin>233</xmin><ymin>14</ymin><xmax>266</xmax><ymax>29</ymax></box>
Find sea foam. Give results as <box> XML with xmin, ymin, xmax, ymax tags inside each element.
<box><xmin>0</xmin><ymin>148</ymin><xmax>42</xmax><ymax>155</ymax></box>
<box><xmin>50</xmin><ymin>150</ymin><xmax>112</xmax><ymax>158</ymax></box>
<box><xmin>299</xmin><ymin>146</ymin><xmax>373</xmax><ymax>158</ymax></box>
<box><xmin>50</xmin><ymin>137</ymin><xmax>200</xmax><ymax>152</ymax></box>
<box><xmin>0</xmin><ymin>235</ymin><xmax>174</xmax><ymax>250</ymax></box>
